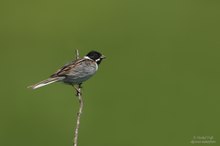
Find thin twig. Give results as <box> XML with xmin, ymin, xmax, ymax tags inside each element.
<box><xmin>73</xmin><ymin>49</ymin><xmax>83</xmax><ymax>146</ymax></box>
<box><xmin>75</xmin><ymin>49</ymin><xmax>80</xmax><ymax>59</ymax></box>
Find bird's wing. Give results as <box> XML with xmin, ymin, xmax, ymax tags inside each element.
<box><xmin>50</xmin><ymin>58</ymin><xmax>85</xmax><ymax>77</ymax></box>
<box><xmin>65</xmin><ymin>59</ymin><xmax>98</xmax><ymax>78</ymax></box>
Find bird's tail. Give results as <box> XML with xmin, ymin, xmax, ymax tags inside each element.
<box><xmin>27</xmin><ymin>77</ymin><xmax>64</xmax><ymax>89</ymax></box>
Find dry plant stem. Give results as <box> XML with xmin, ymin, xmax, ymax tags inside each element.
<box><xmin>75</xmin><ymin>49</ymin><xmax>80</xmax><ymax>60</ymax></box>
<box><xmin>73</xmin><ymin>49</ymin><xmax>84</xmax><ymax>146</ymax></box>
<box><xmin>73</xmin><ymin>84</ymin><xmax>83</xmax><ymax>146</ymax></box>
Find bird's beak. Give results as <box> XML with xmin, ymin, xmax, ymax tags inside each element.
<box><xmin>101</xmin><ymin>55</ymin><xmax>106</xmax><ymax>59</ymax></box>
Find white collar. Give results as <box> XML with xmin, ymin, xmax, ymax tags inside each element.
<box><xmin>84</xmin><ymin>56</ymin><xmax>93</xmax><ymax>61</ymax></box>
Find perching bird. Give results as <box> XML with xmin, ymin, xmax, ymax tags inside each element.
<box><xmin>28</xmin><ymin>51</ymin><xmax>105</xmax><ymax>89</ymax></box>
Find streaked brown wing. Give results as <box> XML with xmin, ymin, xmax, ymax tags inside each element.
<box><xmin>50</xmin><ymin>58</ymin><xmax>85</xmax><ymax>77</ymax></box>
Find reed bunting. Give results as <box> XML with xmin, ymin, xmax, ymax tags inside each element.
<box><xmin>28</xmin><ymin>51</ymin><xmax>106</xmax><ymax>89</ymax></box>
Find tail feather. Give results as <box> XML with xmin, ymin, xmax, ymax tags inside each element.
<box><xmin>27</xmin><ymin>77</ymin><xmax>63</xmax><ymax>89</ymax></box>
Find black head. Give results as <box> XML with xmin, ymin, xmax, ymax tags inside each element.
<box><xmin>86</xmin><ymin>51</ymin><xmax>106</xmax><ymax>65</ymax></box>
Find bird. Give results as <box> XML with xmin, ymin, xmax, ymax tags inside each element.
<box><xmin>28</xmin><ymin>50</ymin><xmax>106</xmax><ymax>89</ymax></box>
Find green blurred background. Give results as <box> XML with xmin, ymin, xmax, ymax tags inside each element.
<box><xmin>0</xmin><ymin>0</ymin><xmax>219</xmax><ymax>146</ymax></box>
